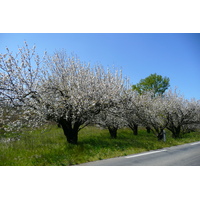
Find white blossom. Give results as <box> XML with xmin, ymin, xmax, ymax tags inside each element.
<box><xmin>0</xmin><ymin>45</ymin><xmax>129</xmax><ymax>144</ymax></box>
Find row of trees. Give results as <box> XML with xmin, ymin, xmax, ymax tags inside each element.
<box><xmin>1</xmin><ymin>43</ymin><xmax>200</xmax><ymax>144</ymax></box>
<box><xmin>100</xmin><ymin>89</ymin><xmax>200</xmax><ymax>140</ymax></box>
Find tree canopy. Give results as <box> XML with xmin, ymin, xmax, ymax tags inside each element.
<box><xmin>0</xmin><ymin>43</ymin><xmax>129</xmax><ymax>144</ymax></box>
<box><xmin>132</xmin><ymin>73</ymin><xmax>170</xmax><ymax>96</ymax></box>
<box><xmin>0</xmin><ymin>43</ymin><xmax>199</xmax><ymax>145</ymax></box>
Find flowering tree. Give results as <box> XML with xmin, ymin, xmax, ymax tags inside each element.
<box><xmin>140</xmin><ymin>93</ymin><xmax>170</xmax><ymax>140</ymax></box>
<box><xmin>164</xmin><ymin>90</ymin><xmax>200</xmax><ymax>138</ymax></box>
<box><xmin>132</xmin><ymin>73</ymin><xmax>170</xmax><ymax>133</ymax></box>
<box><xmin>93</xmin><ymin>106</ymin><xmax>126</xmax><ymax>139</ymax></box>
<box><xmin>0</xmin><ymin>43</ymin><xmax>44</xmax><ymax>134</ymax></box>
<box><xmin>121</xmin><ymin>91</ymin><xmax>142</xmax><ymax>135</ymax></box>
<box><xmin>132</xmin><ymin>89</ymin><xmax>200</xmax><ymax>139</ymax></box>
<box><xmin>125</xmin><ymin>91</ymin><xmax>169</xmax><ymax>139</ymax></box>
<box><xmin>0</xmin><ymin>43</ymin><xmax>129</xmax><ymax>144</ymax></box>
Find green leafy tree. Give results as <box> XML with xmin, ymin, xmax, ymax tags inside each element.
<box><xmin>132</xmin><ymin>73</ymin><xmax>170</xmax><ymax>96</ymax></box>
<box><xmin>132</xmin><ymin>73</ymin><xmax>170</xmax><ymax>135</ymax></box>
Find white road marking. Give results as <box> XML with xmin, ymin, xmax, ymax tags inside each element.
<box><xmin>125</xmin><ymin>149</ymin><xmax>167</xmax><ymax>158</ymax></box>
<box><xmin>190</xmin><ymin>141</ymin><xmax>200</xmax><ymax>146</ymax></box>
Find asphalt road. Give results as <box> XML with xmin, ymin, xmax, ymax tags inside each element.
<box><xmin>78</xmin><ymin>141</ymin><xmax>200</xmax><ymax>166</ymax></box>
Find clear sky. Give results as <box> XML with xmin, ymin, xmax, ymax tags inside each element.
<box><xmin>0</xmin><ymin>33</ymin><xmax>200</xmax><ymax>100</ymax></box>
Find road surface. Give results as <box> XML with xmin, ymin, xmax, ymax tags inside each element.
<box><xmin>78</xmin><ymin>141</ymin><xmax>200</xmax><ymax>166</ymax></box>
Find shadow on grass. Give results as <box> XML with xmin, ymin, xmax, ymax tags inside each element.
<box><xmin>76</xmin><ymin>129</ymin><xmax>167</xmax><ymax>162</ymax></box>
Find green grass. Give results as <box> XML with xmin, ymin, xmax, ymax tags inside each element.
<box><xmin>0</xmin><ymin>126</ymin><xmax>200</xmax><ymax>166</ymax></box>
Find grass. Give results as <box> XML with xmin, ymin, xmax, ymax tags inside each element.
<box><xmin>0</xmin><ymin>125</ymin><xmax>200</xmax><ymax>166</ymax></box>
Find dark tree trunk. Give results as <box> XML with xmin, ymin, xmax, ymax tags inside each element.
<box><xmin>58</xmin><ymin>118</ymin><xmax>80</xmax><ymax>144</ymax></box>
<box><xmin>64</xmin><ymin>128</ymin><xmax>78</xmax><ymax>144</ymax></box>
<box><xmin>133</xmin><ymin>124</ymin><xmax>138</xmax><ymax>135</ymax></box>
<box><xmin>128</xmin><ymin>123</ymin><xmax>138</xmax><ymax>135</ymax></box>
<box><xmin>172</xmin><ymin>126</ymin><xmax>181</xmax><ymax>138</ymax></box>
<box><xmin>108</xmin><ymin>127</ymin><xmax>118</xmax><ymax>139</ymax></box>
<box><xmin>146</xmin><ymin>126</ymin><xmax>151</xmax><ymax>133</ymax></box>
<box><xmin>157</xmin><ymin>129</ymin><xmax>164</xmax><ymax>141</ymax></box>
<box><xmin>167</xmin><ymin>125</ymin><xmax>181</xmax><ymax>139</ymax></box>
<box><xmin>130</xmin><ymin>124</ymin><xmax>138</xmax><ymax>135</ymax></box>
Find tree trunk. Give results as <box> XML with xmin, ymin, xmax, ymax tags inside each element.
<box><xmin>157</xmin><ymin>129</ymin><xmax>163</xmax><ymax>141</ymax></box>
<box><xmin>58</xmin><ymin>118</ymin><xmax>79</xmax><ymax>144</ymax></box>
<box><xmin>128</xmin><ymin>123</ymin><xmax>138</xmax><ymax>135</ymax></box>
<box><xmin>172</xmin><ymin>126</ymin><xmax>181</xmax><ymax>138</ymax></box>
<box><xmin>132</xmin><ymin>124</ymin><xmax>138</xmax><ymax>135</ymax></box>
<box><xmin>64</xmin><ymin>128</ymin><xmax>78</xmax><ymax>144</ymax></box>
<box><xmin>146</xmin><ymin>126</ymin><xmax>151</xmax><ymax>133</ymax></box>
<box><xmin>108</xmin><ymin>127</ymin><xmax>118</xmax><ymax>139</ymax></box>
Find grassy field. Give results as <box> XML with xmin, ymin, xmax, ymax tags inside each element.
<box><xmin>0</xmin><ymin>125</ymin><xmax>200</xmax><ymax>166</ymax></box>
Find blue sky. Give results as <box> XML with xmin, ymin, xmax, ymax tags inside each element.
<box><xmin>0</xmin><ymin>33</ymin><xmax>200</xmax><ymax>100</ymax></box>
